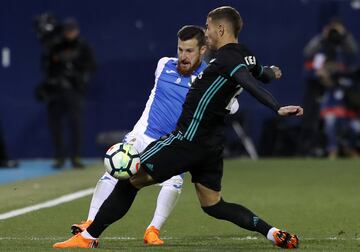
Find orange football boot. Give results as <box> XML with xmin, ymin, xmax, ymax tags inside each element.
<box><xmin>144</xmin><ymin>226</ymin><xmax>164</xmax><ymax>245</ymax></box>
<box><xmin>273</xmin><ymin>230</ymin><xmax>299</xmax><ymax>249</ymax></box>
<box><xmin>53</xmin><ymin>233</ymin><xmax>98</xmax><ymax>249</ymax></box>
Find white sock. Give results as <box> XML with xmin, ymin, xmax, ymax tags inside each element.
<box><xmin>267</xmin><ymin>227</ymin><xmax>279</xmax><ymax>243</ymax></box>
<box><xmin>147</xmin><ymin>176</ymin><xmax>183</xmax><ymax>230</ymax></box>
<box><xmin>87</xmin><ymin>172</ymin><xmax>118</xmax><ymax>221</ymax></box>
<box><xmin>81</xmin><ymin>230</ymin><xmax>96</xmax><ymax>240</ymax></box>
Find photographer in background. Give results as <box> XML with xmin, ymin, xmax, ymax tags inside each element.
<box><xmin>301</xmin><ymin>18</ymin><xmax>360</xmax><ymax>158</ymax></box>
<box><xmin>36</xmin><ymin>16</ymin><xmax>96</xmax><ymax>168</ymax></box>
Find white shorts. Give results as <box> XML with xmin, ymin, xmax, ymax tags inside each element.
<box><xmin>123</xmin><ymin>130</ymin><xmax>157</xmax><ymax>154</ymax></box>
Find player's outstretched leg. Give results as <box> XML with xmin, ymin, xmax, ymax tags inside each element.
<box><xmin>53</xmin><ymin>179</ymin><xmax>139</xmax><ymax>248</ymax></box>
<box><xmin>196</xmin><ymin>183</ymin><xmax>298</xmax><ymax>249</ymax></box>
<box><xmin>71</xmin><ymin>172</ymin><xmax>118</xmax><ymax>235</ymax></box>
<box><xmin>53</xmin><ymin>168</ymin><xmax>156</xmax><ymax>249</ymax></box>
<box><xmin>144</xmin><ymin>175</ymin><xmax>183</xmax><ymax>245</ymax></box>
<box><xmin>202</xmin><ymin>198</ymin><xmax>298</xmax><ymax>249</ymax></box>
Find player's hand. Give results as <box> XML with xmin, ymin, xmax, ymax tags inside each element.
<box><xmin>277</xmin><ymin>106</ymin><xmax>303</xmax><ymax>116</ymax></box>
<box><xmin>270</xmin><ymin>65</ymin><xmax>282</xmax><ymax>79</ymax></box>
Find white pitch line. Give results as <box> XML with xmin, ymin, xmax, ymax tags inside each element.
<box><xmin>0</xmin><ymin>236</ymin><xmax>359</xmax><ymax>241</ymax></box>
<box><xmin>0</xmin><ymin>188</ymin><xmax>94</xmax><ymax>220</ymax></box>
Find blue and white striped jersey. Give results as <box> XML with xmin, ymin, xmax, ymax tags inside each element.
<box><xmin>130</xmin><ymin>57</ymin><xmax>207</xmax><ymax>140</ymax></box>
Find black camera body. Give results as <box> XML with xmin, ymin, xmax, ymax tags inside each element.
<box><xmin>33</xmin><ymin>12</ymin><xmax>63</xmax><ymax>49</ymax></box>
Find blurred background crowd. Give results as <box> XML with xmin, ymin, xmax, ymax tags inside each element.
<box><xmin>0</xmin><ymin>0</ymin><xmax>360</xmax><ymax>168</ymax></box>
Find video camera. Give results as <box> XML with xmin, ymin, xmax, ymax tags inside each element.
<box><xmin>33</xmin><ymin>12</ymin><xmax>63</xmax><ymax>48</ymax></box>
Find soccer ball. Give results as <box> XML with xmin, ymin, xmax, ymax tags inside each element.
<box><xmin>104</xmin><ymin>143</ymin><xmax>141</xmax><ymax>180</ymax></box>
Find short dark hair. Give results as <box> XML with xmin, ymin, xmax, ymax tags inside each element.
<box><xmin>177</xmin><ymin>25</ymin><xmax>206</xmax><ymax>47</ymax></box>
<box><xmin>207</xmin><ymin>6</ymin><xmax>243</xmax><ymax>38</ymax></box>
<box><xmin>63</xmin><ymin>17</ymin><xmax>79</xmax><ymax>31</ymax></box>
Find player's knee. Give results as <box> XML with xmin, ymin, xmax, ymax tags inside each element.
<box><xmin>195</xmin><ymin>183</ymin><xmax>221</xmax><ymax>207</ymax></box>
<box><xmin>161</xmin><ymin>175</ymin><xmax>184</xmax><ymax>193</ymax></box>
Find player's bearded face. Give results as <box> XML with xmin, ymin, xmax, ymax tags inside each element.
<box><xmin>177</xmin><ymin>38</ymin><xmax>202</xmax><ymax>76</ymax></box>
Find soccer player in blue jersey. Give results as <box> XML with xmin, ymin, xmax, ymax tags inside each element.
<box><xmin>68</xmin><ymin>25</ymin><xmax>207</xmax><ymax>245</ymax></box>
<box><xmin>54</xmin><ymin>17</ymin><xmax>288</xmax><ymax>248</ymax></box>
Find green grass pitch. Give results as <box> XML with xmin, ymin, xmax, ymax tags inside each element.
<box><xmin>0</xmin><ymin>158</ymin><xmax>359</xmax><ymax>251</ymax></box>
